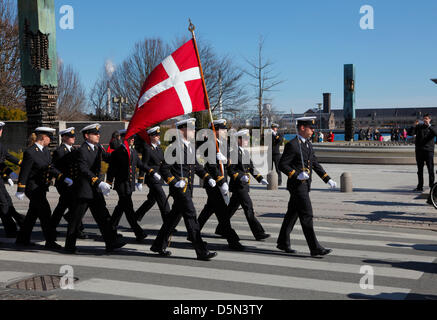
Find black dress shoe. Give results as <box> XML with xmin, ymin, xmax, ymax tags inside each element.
<box><xmin>5</xmin><ymin>232</ymin><xmax>17</xmax><ymax>239</ymax></box>
<box><xmin>255</xmin><ymin>233</ymin><xmax>271</xmax><ymax>241</ymax></box>
<box><xmin>215</xmin><ymin>227</ymin><xmax>226</xmax><ymax>238</ymax></box>
<box><xmin>414</xmin><ymin>187</ymin><xmax>424</xmax><ymax>192</ymax></box>
<box><xmin>310</xmin><ymin>248</ymin><xmax>332</xmax><ymax>257</ymax></box>
<box><xmin>197</xmin><ymin>251</ymin><xmax>217</xmax><ymax>261</ymax></box>
<box><xmin>106</xmin><ymin>239</ymin><xmax>127</xmax><ymax>252</ymax></box>
<box><xmin>45</xmin><ymin>242</ymin><xmax>63</xmax><ymax>250</ymax></box>
<box><xmin>228</xmin><ymin>242</ymin><xmax>246</xmax><ymax>251</ymax></box>
<box><xmin>135</xmin><ymin>233</ymin><xmax>148</xmax><ymax>243</ymax></box>
<box><xmin>277</xmin><ymin>244</ymin><xmax>297</xmax><ymax>254</ymax></box>
<box><xmin>64</xmin><ymin>247</ymin><xmax>77</xmax><ymax>254</ymax></box>
<box><xmin>150</xmin><ymin>246</ymin><xmax>172</xmax><ymax>256</ymax></box>
<box><xmin>77</xmin><ymin>231</ymin><xmax>90</xmax><ymax>240</ymax></box>
<box><xmin>15</xmin><ymin>240</ymin><xmax>36</xmax><ymax>247</ymax></box>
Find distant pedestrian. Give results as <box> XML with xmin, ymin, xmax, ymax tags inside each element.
<box><xmin>107</xmin><ymin>131</ymin><xmax>121</xmax><ymax>153</ymax></box>
<box><xmin>410</xmin><ymin>114</ymin><xmax>437</xmax><ymax>194</ymax></box>
<box><xmin>328</xmin><ymin>131</ymin><xmax>335</xmax><ymax>142</ymax></box>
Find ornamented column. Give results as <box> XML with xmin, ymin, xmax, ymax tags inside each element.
<box><xmin>17</xmin><ymin>0</ymin><xmax>58</xmax><ymax>145</ymax></box>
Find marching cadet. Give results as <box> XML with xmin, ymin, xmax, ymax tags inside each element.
<box><xmin>50</xmin><ymin>128</ymin><xmax>87</xmax><ymax>240</ymax></box>
<box><xmin>135</xmin><ymin>126</ymin><xmax>171</xmax><ymax>223</ymax></box>
<box><xmin>151</xmin><ymin>118</ymin><xmax>217</xmax><ymax>261</ymax></box>
<box><xmin>0</xmin><ymin>122</ymin><xmax>24</xmax><ymax>237</ymax></box>
<box><xmin>226</xmin><ymin>129</ymin><xmax>270</xmax><ymax>241</ymax></box>
<box><xmin>64</xmin><ymin>124</ymin><xmax>125</xmax><ymax>253</ymax></box>
<box><xmin>277</xmin><ymin>117</ymin><xmax>337</xmax><ymax>256</ymax></box>
<box><xmin>15</xmin><ymin>127</ymin><xmax>70</xmax><ymax>249</ymax></box>
<box><xmin>197</xmin><ymin>119</ymin><xmax>244</xmax><ymax>251</ymax></box>
<box><xmin>107</xmin><ymin>130</ymin><xmax>154</xmax><ymax>242</ymax></box>
<box><xmin>270</xmin><ymin>123</ymin><xmax>283</xmax><ymax>186</ymax></box>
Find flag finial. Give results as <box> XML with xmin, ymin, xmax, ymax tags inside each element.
<box><xmin>188</xmin><ymin>19</ymin><xmax>195</xmax><ymax>33</ymax></box>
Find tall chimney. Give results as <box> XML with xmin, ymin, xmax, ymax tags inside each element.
<box><xmin>323</xmin><ymin>93</ymin><xmax>331</xmax><ymax>114</ymax></box>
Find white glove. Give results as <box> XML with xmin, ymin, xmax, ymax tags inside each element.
<box><xmin>15</xmin><ymin>192</ymin><xmax>25</xmax><ymax>201</ymax></box>
<box><xmin>220</xmin><ymin>182</ymin><xmax>229</xmax><ymax>195</ymax></box>
<box><xmin>297</xmin><ymin>172</ymin><xmax>310</xmax><ymax>181</ymax></box>
<box><xmin>175</xmin><ymin>180</ymin><xmax>186</xmax><ymax>189</ymax></box>
<box><xmin>153</xmin><ymin>173</ymin><xmax>161</xmax><ymax>181</ymax></box>
<box><xmin>216</xmin><ymin>153</ymin><xmax>227</xmax><ymax>162</ymax></box>
<box><xmin>241</xmin><ymin>175</ymin><xmax>249</xmax><ymax>183</ymax></box>
<box><xmin>10</xmin><ymin>172</ymin><xmax>18</xmax><ymax>180</ymax></box>
<box><xmin>136</xmin><ymin>183</ymin><xmax>143</xmax><ymax>192</ymax></box>
<box><xmin>328</xmin><ymin>179</ymin><xmax>337</xmax><ymax>189</ymax></box>
<box><xmin>64</xmin><ymin>178</ymin><xmax>73</xmax><ymax>187</ymax></box>
<box><xmin>261</xmin><ymin>179</ymin><xmax>269</xmax><ymax>186</ymax></box>
<box><xmin>208</xmin><ymin>179</ymin><xmax>216</xmax><ymax>188</ymax></box>
<box><xmin>98</xmin><ymin>182</ymin><xmax>111</xmax><ymax>196</ymax></box>
<box><xmin>7</xmin><ymin>179</ymin><xmax>14</xmax><ymax>187</ymax></box>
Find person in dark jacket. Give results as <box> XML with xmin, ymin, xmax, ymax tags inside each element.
<box><xmin>107</xmin><ymin>130</ymin><xmax>155</xmax><ymax>242</ymax></box>
<box><xmin>135</xmin><ymin>127</ymin><xmax>170</xmax><ymax>223</ymax></box>
<box><xmin>0</xmin><ymin>122</ymin><xmax>24</xmax><ymax>238</ymax></box>
<box><xmin>270</xmin><ymin>123</ymin><xmax>283</xmax><ymax>186</ymax></box>
<box><xmin>197</xmin><ymin>119</ymin><xmax>245</xmax><ymax>251</ymax></box>
<box><xmin>410</xmin><ymin>114</ymin><xmax>437</xmax><ymax>192</ymax></box>
<box><xmin>226</xmin><ymin>129</ymin><xmax>270</xmax><ymax>241</ymax></box>
<box><xmin>64</xmin><ymin>124</ymin><xmax>126</xmax><ymax>253</ymax></box>
<box><xmin>15</xmin><ymin>127</ymin><xmax>68</xmax><ymax>249</ymax></box>
<box><xmin>151</xmin><ymin>118</ymin><xmax>217</xmax><ymax>261</ymax></box>
<box><xmin>277</xmin><ymin>117</ymin><xmax>337</xmax><ymax>257</ymax></box>
<box><xmin>50</xmin><ymin>127</ymin><xmax>87</xmax><ymax>240</ymax></box>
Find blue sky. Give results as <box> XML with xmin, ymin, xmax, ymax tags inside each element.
<box><xmin>53</xmin><ymin>0</ymin><xmax>437</xmax><ymax>113</ymax></box>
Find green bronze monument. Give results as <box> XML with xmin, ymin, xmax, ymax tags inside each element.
<box><xmin>344</xmin><ymin>64</ymin><xmax>356</xmax><ymax>142</ymax></box>
<box><xmin>17</xmin><ymin>0</ymin><xmax>58</xmax><ymax>140</ymax></box>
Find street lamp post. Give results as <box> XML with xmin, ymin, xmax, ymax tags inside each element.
<box><xmin>112</xmin><ymin>96</ymin><xmax>127</xmax><ymax>121</ymax></box>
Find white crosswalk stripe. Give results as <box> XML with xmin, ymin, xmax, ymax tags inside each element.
<box><xmin>0</xmin><ymin>220</ymin><xmax>435</xmax><ymax>300</ymax></box>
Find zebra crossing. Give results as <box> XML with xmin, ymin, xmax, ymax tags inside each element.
<box><xmin>0</xmin><ymin>218</ymin><xmax>436</xmax><ymax>300</ymax></box>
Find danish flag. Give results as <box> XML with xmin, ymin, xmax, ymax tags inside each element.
<box><xmin>125</xmin><ymin>40</ymin><xmax>207</xmax><ymax>141</ymax></box>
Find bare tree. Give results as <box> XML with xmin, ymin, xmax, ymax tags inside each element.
<box><xmin>57</xmin><ymin>61</ymin><xmax>88</xmax><ymax>120</ymax></box>
<box><xmin>243</xmin><ymin>36</ymin><xmax>284</xmax><ymax>135</ymax></box>
<box><xmin>109</xmin><ymin>38</ymin><xmax>171</xmax><ymax>116</ymax></box>
<box><xmin>89</xmin><ymin>66</ymin><xmax>112</xmax><ymax>119</ymax></box>
<box><xmin>0</xmin><ymin>0</ymin><xmax>24</xmax><ymax>109</ymax></box>
<box><xmin>172</xmin><ymin>36</ymin><xmax>248</xmax><ymax>127</ymax></box>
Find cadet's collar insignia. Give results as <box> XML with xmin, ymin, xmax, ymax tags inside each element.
<box><xmin>35</xmin><ymin>147</ymin><xmax>39</xmax><ymax>152</ymax></box>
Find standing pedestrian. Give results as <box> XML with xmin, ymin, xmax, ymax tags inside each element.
<box><xmin>270</xmin><ymin>123</ymin><xmax>283</xmax><ymax>186</ymax></box>
<box><xmin>410</xmin><ymin>114</ymin><xmax>437</xmax><ymax>194</ymax></box>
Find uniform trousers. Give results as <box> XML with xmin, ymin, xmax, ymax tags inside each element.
<box><xmin>152</xmin><ymin>187</ymin><xmax>207</xmax><ymax>256</ymax></box>
<box><xmin>277</xmin><ymin>182</ymin><xmax>323</xmax><ymax>252</ymax></box>
<box><xmin>16</xmin><ymin>188</ymin><xmax>55</xmax><ymax>244</ymax></box>
<box><xmin>111</xmin><ymin>191</ymin><xmax>144</xmax><ymax>239</ymax></box>
<box><xmin>272</xmin><ymin>154</ymin><xmax>282</xmax><ymax>185</ymax></box>
<box><xmin>65</xmin><ymin>193</ymin><xmax>116</xmax><ymax>249</ymax></box>
<box><xmin>227</xmin><ymin>187</ymin><xmax>265</xmax><ymax>237</ymax></box>
<box><xmin>136</xmin><ymin>182</ymin><xmax>170</xmax><ymax>222</ymax></box>
<box><xmin>198</xmin><ymin>187</ymin><xmax>240</xmax><ymax>244</ymax></box>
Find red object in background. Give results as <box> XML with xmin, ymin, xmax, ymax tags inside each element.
<box><xmin>328</xmin><ymin>133</ymin><xmax>335</xmax><ymax>142</ymax></box>
<box><xmin>125</xmin><ymin>39</ymin><xmax>208</xmax><ymax>141</ymax></box>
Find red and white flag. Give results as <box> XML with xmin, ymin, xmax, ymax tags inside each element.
<box><xmin>125</xmin><ymin>40</ymin><xmax>207</xmax><ymax>140</ymax></box>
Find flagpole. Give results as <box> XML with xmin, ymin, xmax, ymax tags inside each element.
<box><xmin>188</xmin><ymin>19</ymin><xmax>225</xmax><ymax>177</ymax></box>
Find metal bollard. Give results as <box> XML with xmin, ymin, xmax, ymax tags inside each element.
<box><xmin>341</xmin><ymin>172</ymin><xmax>353</xmax><ymax>193</ymax></box>
<box><xmin>267</xmin><ymin>170</ymin><xmax>278</xmax><ymax>190</ymax></box>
